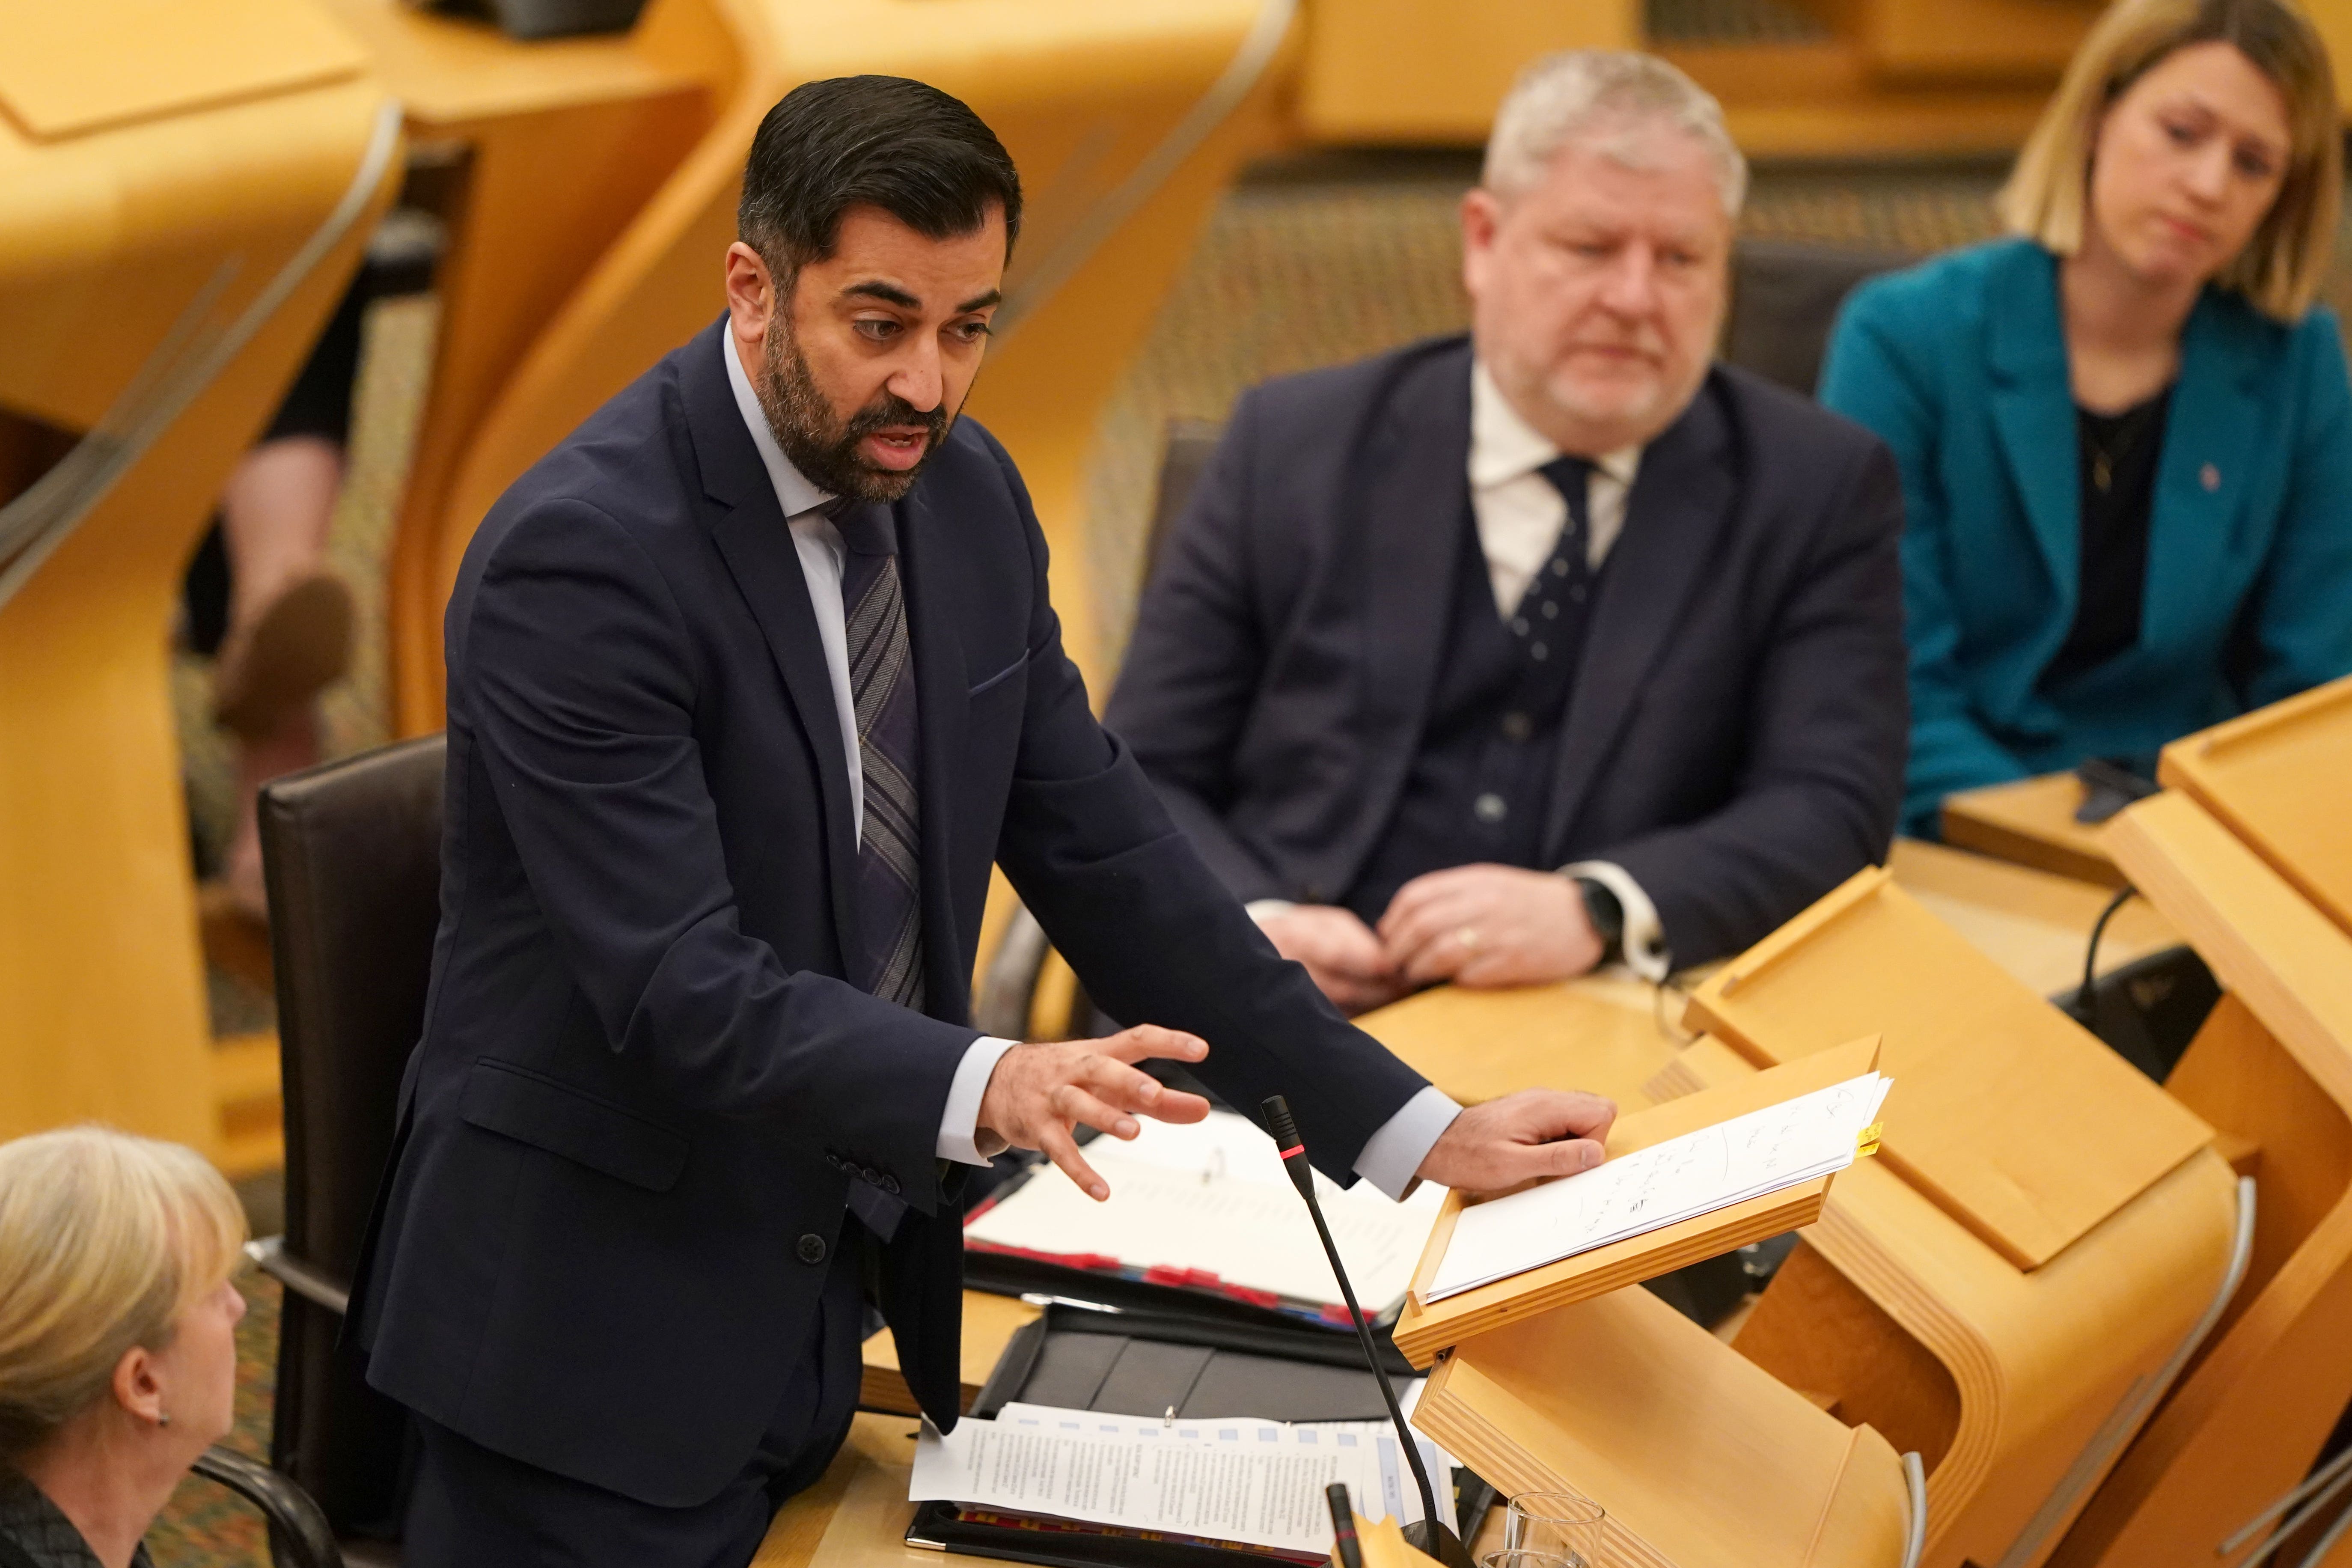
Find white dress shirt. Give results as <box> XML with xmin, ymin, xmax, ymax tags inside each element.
<box><xmin>1466</xmin><ymin>362</ymin><xmax>1668</xmax><ymax>981</ymax></box>
<box><xmin>723</xmin><ymin>334</ymin><xmax>1455</xmax><ymax>1195</ymax></box>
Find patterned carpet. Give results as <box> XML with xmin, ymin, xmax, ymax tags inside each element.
<box><xmin>166</xmin><ymin>146</ymin><xmax>2352</xmax><ymax>1562</ymax></box>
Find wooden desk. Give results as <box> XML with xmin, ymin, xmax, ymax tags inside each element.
<box><xmin>755</xmin><ymin>1413</ymin><xmax>1510</xmax><ymax>1568</ymax></box>
<box><xmin>0</xmin><ymin>0</ymin><xmax>398</xmax><ymax>1161</ymax></box>
<box><xmin>1886</xmin><ymin>837</ymin><xmax>2178</xmax><ymax>996</ymax></box>
<box><xmin>1940</xmin><ymin>772</ymin><xmax>2126</xmax><ymax>888</ymax></box>
<box><xmin>321</xmin><ymin>0</ymin><xmax>720</xmax><ymax>737</ymax></box>
<box><xmin>1357</xmin><ymin>973</ymin><xmax>1685</xmax><ymax>1109</ymax></box>
<box><xmin>388</xmin><ymin>0</ymin><xmax>1297</xmax><ymax>731</ymax></box>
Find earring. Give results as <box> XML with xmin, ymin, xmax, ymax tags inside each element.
<box><xmin>155</xmin><ymin>1413</ymin><xmax>171</xmax><ymax>1429</ymax></box>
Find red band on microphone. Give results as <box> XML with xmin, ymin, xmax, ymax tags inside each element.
<box><xmin>1279</xmin><ymin>1144</ymin><xmax>1308</xmax><ymax>1160</ymax></box>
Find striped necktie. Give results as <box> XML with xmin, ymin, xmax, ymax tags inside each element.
<box><xmin>832</xmin><ymin>500</ymin><xmax>926</xmax><ymax>1013</ymax></box>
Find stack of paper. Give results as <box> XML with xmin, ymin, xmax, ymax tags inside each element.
<box><xmin>964</xmin><ymin>1110</ymin><xmax>1447</xmax><ymax>1317</ymax></box>
<box><xmin>1425</xmin><ymin>1073</ymin><xmax>1892</xmax><ymax>1302</ymax></box>
<box><xmin>911</xmin><ymin>1398</ymin><xmax>1453</xmax><ymax>1559</ymax></box>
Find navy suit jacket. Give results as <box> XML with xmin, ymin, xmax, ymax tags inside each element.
<box><xmin>351</xmin><ymin>321</ymin><xmax>1429</xmax><ymax>1508</ymax></box>
<box><xmin>1106</xmin><ymin>335</ymin><xmax>1909</xmax><ymax>968</ymax></box>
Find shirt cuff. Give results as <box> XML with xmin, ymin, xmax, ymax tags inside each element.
<box><xmin>1352</xmin><ymin>1084</ymin><xmax>1462</xmax><ymax>1201</ymax></box>
<box><xmin>1244</xmin><ymin>898</ymin><xmax>1297</xmax><ymax>922</ymax></box>
<box><xmin>1562</xmin><ymin>860</ymin><xmax>1669</xmax><ymax>982</ymax></box>
<box><xmin>937</xmin><ymin>1035</ymin><xmax>1019</xmax><ymax>1166</ymax></box>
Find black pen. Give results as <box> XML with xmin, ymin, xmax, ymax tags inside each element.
<box><xmin>1328</xmin><ymin>1483</ymin><xmax>1364</xmax><ymax>1568</ymax></box>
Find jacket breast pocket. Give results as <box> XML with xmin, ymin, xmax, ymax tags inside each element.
<box><xmin>966</xmin><ymin>649</ymin><xmax>1029</xmax><ymax>698</ymax></box>
<box><xmin>460</xmin><ymin>1058</ymin><xmax>690</xmax><ymax>1193</ymax></box>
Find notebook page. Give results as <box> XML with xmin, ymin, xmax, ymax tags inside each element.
<box><xmin>1426</xmin><ymin>1074</ymin><xmax>1889</xmax><ymax>1301</ymax></box>
<box><xmin>965</xmin><ymin>1110</ymin><xmax>1445</xmax><ymax>1312</ymax></box>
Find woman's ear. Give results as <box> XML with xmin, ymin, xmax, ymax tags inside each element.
<box><xmin>109</xmin><ymin>1345</ymin><xmax>166</xmax><ymax>1429</ymax></box>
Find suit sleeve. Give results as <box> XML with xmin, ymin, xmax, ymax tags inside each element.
<box><xmin>2239</xmin><ymin>311</ymin><xmax>2352</xmax><ymax>706</ymax></box>
<box><xmin>1101</xmin><ymin>404</ymin><xmax>1288</xmax><ymax>903</ymax></box>
<box><xmin>979</xmin><ymin>439</ymin><xmax>1429</xmax><ymax>1184</ymax></box>
<box><xmin>457</xmin><ymin>498</ymin><xmax>975</xmax><ymax>1211</ymax></box>
<box><xmin>1595</xmin><ymin>438</ymin><xmax>1909</xmax><ymax>967</ymax></box>
<box><xmin>1820</xmin><ymin>289</ymin><xmax>2031</xmax><ymax>833</ymax></box>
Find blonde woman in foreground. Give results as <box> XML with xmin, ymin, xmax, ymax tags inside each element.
<box><xmin>0</xmin><ymin>1127</ymin><xmax>247</xmax><ymax>1568</ymax></box>
<box><xmin>1822</xmin><ymin>0</ymin><xmax>2352</xmax><ymax>837</ymax></box>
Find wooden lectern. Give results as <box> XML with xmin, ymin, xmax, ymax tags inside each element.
<box><xmin>2051</xmin><ymin>674</ymin><xmax>2352</xmax><ymax>1568</ymax></box>
<box><xmin>1396</xmin><ymin>1037</ymin><xmax>1917</xmax><ymax>1568</ymax></box>
<box><xmin>1671</xmin><ymin>869</ymin><xmax>2241</xmax><ymax>1568</ymax></box>
<box><xmin>0</xmin><ymin>0</ymin><xmax>399</xmax><ymax>1160</ymax></box>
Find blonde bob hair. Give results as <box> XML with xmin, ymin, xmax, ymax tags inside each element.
<box><xmin>2000</xmin><ymin>0</ymin><xmax>2341</xmax><ymax>319</ymax></box>
<box><xmin>0</xmin><ymin>1127</ymin><xmax>246</xmax><ymax>1463</ymax></box>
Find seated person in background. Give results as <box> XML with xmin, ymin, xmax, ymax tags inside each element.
<box><xmin>1820</xmin><ymin>0</ymin><xmax>2352</xmax><ymax>839</ymax></box>
<box><xmin>1106</xmin><ymin>51</ymin><xmax>1908</xmax><ymax>1012</ymax></box>
<box><xmin>0</xmin><ymin>1127</ymin><xmax>249</xmax><ymax>1568</ymax></box>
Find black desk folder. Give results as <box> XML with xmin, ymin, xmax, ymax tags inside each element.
<box><xmin>905</xmin><ymin>1305</ymin><xmax>1488</xmax><ymax>1568</ymax></box>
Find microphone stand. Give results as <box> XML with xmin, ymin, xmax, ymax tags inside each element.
<box><xmin>1263</xmin><ymin>1095</ymin><xmax>1474</xmax><ymax>1568</ymax></box>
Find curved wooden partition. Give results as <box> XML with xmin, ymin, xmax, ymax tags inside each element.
<box><xmin>0</xmin><ymin>2</ymin><xmax>398</xmax><ymax>1157</ymax></box>
<box><xmin>1680</xmin><ymin>870</ymin><xmax>2240</xmax><ymax>1568</ymax></box>
<box><xmin>2055</xmin><ymin>787</ymin><xmax>2352</xmax><ymax>1568</ymax></box>
<box><xmin>389</xmin><ymin>0</ymin><xmax>1298</xmax><ymax>732</ymax></box>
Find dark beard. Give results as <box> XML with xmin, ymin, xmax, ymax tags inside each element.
<box><xmin>754</xmin><ymin>325</ymin><xmax>951</xmax><ymax>504</ymax></box>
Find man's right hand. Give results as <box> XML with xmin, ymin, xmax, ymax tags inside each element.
<box><xmin>976</xmin><ymin>1027</ymin><xmax>1213</xmax><ymax>1201</ymax></box>
<box><xmin>1258</xmin><ymin>905</ymin><xmax>1407</xmax><ymax>1015</ymax></box>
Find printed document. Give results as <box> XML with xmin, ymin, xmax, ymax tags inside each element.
<box><xmin>1425</xmin><ymin>1073</ymin><xmax>1892</xmax><ymax>1301</ymax></box>
<box><xmin>911</xmin><ymin>1399</ymin><xmax>1448</xmax><ymax>1555</ymax></box>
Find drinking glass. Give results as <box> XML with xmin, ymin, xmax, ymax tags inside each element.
<box><xmin>1480</xmin><ymin>1549</ymin><xmax>1570</xmax><ymax>1568</ymax></box>
<box><xmin>1505</xmin><ymin>1489</ymin><xmax>1606</xmax><ymax>1568</ymax></box>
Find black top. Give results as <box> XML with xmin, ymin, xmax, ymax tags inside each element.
<box><xmin>2043</xmin><ymin>385</ymin><xmax>2172</xmax><ymax>690</ymax></box>
<box><xmin>0</xmin><ymin>1470</ymin><xmax>155</xmax><ymax>1568</ymax></box>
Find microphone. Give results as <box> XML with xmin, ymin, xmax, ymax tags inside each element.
<box><xmin>1264</xmin><ymin>1095</ymin><xmax>1472</xmax><ymax>1568</ymax></box>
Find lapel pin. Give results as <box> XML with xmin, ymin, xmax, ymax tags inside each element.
<box><xmin>2200</xmin><ymin>463</ymin><xmax>2221</xmax><ymax>492</ymax></box>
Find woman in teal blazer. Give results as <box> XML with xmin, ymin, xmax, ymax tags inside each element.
<box><xmin>1821</xmin><ymin>0</ymin><xmax>2352</xmax><ymax>836</ymax></box>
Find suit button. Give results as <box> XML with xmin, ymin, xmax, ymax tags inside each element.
<box><xmin>862</xmin><ymin>1166</ymin><xmax>882</xmax><ymax>1186</ymax></box>
<box><xmin>1499</xmin><ymin>712</ymin><xmax>1531</xmax><ymax>742</ymax></box>
<box><xmin>882</xmin><ymin>1174</ymin><xmax>903</xmax><ymax>1196</ymax></box>
<box><xmin>1474</xmin><ymin>793</ymin><xmax>1508</xmax><ymax>824</ymax></box>
<box><xmin>797</xmin><ymin>1233</ymin><xmax>828</xmax><ymax>1265</ymax></box>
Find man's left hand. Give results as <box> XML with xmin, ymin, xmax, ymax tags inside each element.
<box><xmin>1415</xmin><ymin>1088</ymin><xmax>1617</xmax><ymax>1192</ymax></box>
<box><xmin>1377</xmin><ymin>864</ymin><xmax>1603</xmax><ymax>988</ymax></box>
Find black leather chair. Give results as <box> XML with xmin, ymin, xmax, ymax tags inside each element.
<box><xmin>250</xmin><ymin>732</ymin><xmax>447</xmax><ymax>1568</ymax></box>
<box><xmin>193</xmin><ymin>1445</ymin><xmax>343</xmax><ymax>1568</ymax></box>
<box><xmin>1721</xmin><ymin>238</ymin><xmax>1910</xmax><ymax>397</ymax></box>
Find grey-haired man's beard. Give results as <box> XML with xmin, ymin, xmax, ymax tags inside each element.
<box><xmin>754</xmin><ymin>327</ymin><xmax>949</xmax><ymax>505</ymax></box>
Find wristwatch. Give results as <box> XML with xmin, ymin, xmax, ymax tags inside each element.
<box><xmin>1573</xmin><ymin>875</ymin><xmax>1625</xmax><ymax>966</ymax></box>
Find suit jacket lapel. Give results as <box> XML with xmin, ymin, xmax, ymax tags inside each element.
<box><xmin>889</xmin><ymin>485</ymin><xmax>973</xmax><ymax>1021</ymax></box>
<box><xmin>1343</xmin><ymin>346</ymin><xmax>1475</xmax><ymax>886</ymax></box>
<box><xmin>1542</xmin><ymin>380</ymin><xmax>1735</xmax><ymax>851</ymax></box>
<box><xmin>1985</xmin><ymin>243</ymin><xmax>2078</xmax><ymax>604</ymax></box>
<box><xmin>2144</xmin><ymin>293</ymin><xmax>2263</xmax><ymax>646</ymax></box>
<box><xmin>685</xmin><ymin>324</ymin><xmax>862</xmax><ymax>957</ymax></box>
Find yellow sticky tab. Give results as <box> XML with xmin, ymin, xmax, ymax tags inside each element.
<box><xmin>1855</xmin><ymin>1123</ymin><xmax>1883</xmax><ymax>1158</ymax></box>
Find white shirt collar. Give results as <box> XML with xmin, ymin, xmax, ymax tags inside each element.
<box><xmin>723</xmin><ymin>327</ymin><xmax>835</xmax><ymax>520</ymax></box>
<box><xmin>1468</xmin><ymin>360</ymin><xmax>1641</xmax><ymax>491</ymax></box>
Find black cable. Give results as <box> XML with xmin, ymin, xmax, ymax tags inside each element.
<box><xmin>2079</xmin><ymin>884</ymin><xmax>2138</xmax><ymax>1019</ymax></box>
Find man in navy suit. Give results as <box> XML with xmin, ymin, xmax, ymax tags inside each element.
<box><xmin>351</xmin><ymin>76</ymin><xmax>1614</xmax><ymax>1568</ymax></box>
<box><xmin>1107</xmin><ymin>52</ymin><xmax>1908</xmax><ymax>1012</ymax></box>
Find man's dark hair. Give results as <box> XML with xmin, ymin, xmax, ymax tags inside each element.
<box><xmin>737</xmin><ymin>77</ymin><xmax>1023</xmax><ymax>274</ymax></box>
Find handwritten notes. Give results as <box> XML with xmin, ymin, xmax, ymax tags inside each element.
<box><xmin>964</xmin><ymin>1110</ymin><xmax>1446</xmax><ymax>1314</ymax></box>
<box><xmin>1425</xmin><ymin>1074</ymin><xmax>1892</xmax><ymax>1302</ymax></box>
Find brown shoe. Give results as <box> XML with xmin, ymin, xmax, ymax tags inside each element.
<box><xmin>212</xmin><ymin>572</ymin><xmax>354</xmax><ymax>742</ymax></box>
